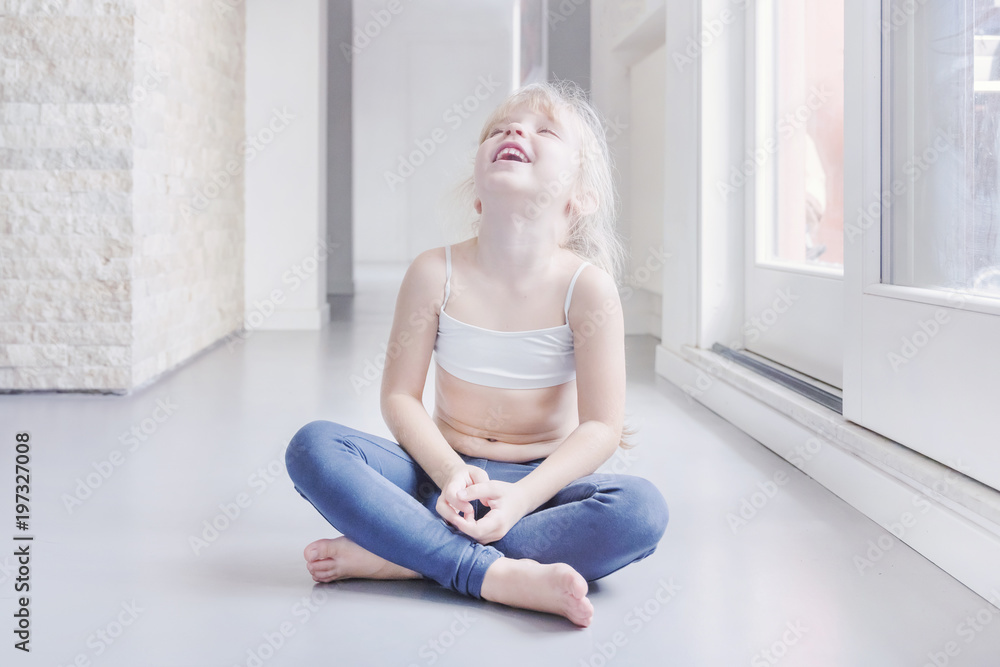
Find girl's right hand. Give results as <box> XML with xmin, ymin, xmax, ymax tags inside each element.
<box><xmin>436</xmin><ymin>464</ymin><xmax>489</xmax><ymax>533</ymax></box>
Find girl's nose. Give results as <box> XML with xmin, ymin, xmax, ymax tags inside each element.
<box><xmin>505</xmin><ymin>123</ymin><xmax>525</xmax><ymax>137</ymax></box>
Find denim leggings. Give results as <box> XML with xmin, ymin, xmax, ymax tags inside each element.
<box><xmin>284</xmin><ymin>420</ymin><xmax>669</xmax><ymax>600</ymax></box>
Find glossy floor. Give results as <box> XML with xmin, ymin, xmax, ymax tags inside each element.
<box><xmin>2</xmin><ymin>263</ymin><xmax>999</xmax><ymax>667</ymax></box>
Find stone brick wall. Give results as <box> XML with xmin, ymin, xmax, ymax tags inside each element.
<box><xmin>130</xmin><ymin>0</ymin><xmax>245</xmax><ymax>388</ymax></box>
<box><xmin>0</xmin><ymin>0</ymin><xmax>245</xmax><ymax>393</ymax></box>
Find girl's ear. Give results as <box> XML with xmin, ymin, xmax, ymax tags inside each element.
<box><xmin>474</xmin><ymin>197</ymin><xmax>482</xmax><ymax>215</ymax></box>
<box><xmin>570</xmin><ymin>190</ymin><xmax>598</xmax><ymax>218</ymax></box>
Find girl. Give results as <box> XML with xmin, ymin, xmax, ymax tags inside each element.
<box><xmin>285</xmin><ymin>80</ymin><xmax>669</xmax><ymax>628</ymax></box>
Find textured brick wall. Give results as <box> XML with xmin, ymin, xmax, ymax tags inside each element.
<box><xmin>130</xmin><ymin>0</ymin><xmax>245</xmax><ymax>388</ymax></box>
<box><xmin>0</xmin><ymin>0</ymin><xmax>245</xmax><ymax>393</ymax></box>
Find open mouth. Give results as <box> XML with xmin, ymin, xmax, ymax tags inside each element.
<box><xmin>493</xmin><ymin>143</ymin><xmax>531</xmax><ymax>163</ymax></box>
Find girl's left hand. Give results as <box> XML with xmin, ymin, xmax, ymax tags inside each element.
<box><xmin>456</xmin><ymin>480</ymin><xmax>531</xmax><ymax>544</ymax></box>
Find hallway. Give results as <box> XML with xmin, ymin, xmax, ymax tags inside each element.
<box><xmin>4</xmin><ymin>264</ymin><xmax>999</xmax><ymax>667</ymax></box>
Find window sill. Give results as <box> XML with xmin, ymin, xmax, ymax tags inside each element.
<box><xmin>673</xmin><ymin>343</ymin><xmax>1000</xmax><ymax>532</ymax></box>
<box><xmin>656</xmin><ymin>342</ymin><xmax>1000</xmax><ymax>603</ymax></box>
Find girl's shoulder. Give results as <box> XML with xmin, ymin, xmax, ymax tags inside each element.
<box><xmin>398</xmin><ymin>246</ymin><xmax>452</xmax><ymax>308</ymax></box>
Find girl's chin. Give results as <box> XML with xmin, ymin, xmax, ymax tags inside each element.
<box><xmin>476</xmin><ymin>173</ymin><xmax>551</xmax><ymax>191</ymax></box>
<box><xmin>475</xmin><ymin>181</ymin><xmax>535</xmax><ymax>196</ymax></box>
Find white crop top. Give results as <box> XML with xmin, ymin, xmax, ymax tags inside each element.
<box><xmin>433</xmin><ymin>244</ymin><xmax>590</xmax><ymax>389</ymax></box>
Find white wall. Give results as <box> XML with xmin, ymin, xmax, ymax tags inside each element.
<box><xmin>245</xmin><ymin>0</ymin><xmax>329</xmax><ymax>330</ymax></box>
<box><xmin>353</xmin><ymin>0</ymin><xmax>514</xmax><ymax>263</ymax></box>
<box><xmin>628</xmin><ymin>42</ymin><xmax>666</xmax><ymax>307</ymax></box>
<box><xmin>624</xmin><ymin>41</ymin><xmax>668</xmax><ymax>340</ymax></box>
<box><xmin>590</xmin><ymin>0</ymin><xmax>638</xmax><ymax>258</ymax></box>
<box><xmin>660</xmin><ymin>0</ymin><xmax>700</xmax><ymax>351</ymax></box>
<box><xmin>591</xmin><ymin>0</ymin><xmax>667</xmax><ymax>337</ymax></box>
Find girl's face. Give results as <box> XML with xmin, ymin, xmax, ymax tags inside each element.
<box><xmin>472</xmin><ymin>104</ymin><xmax>584</xmax><ymax>214</ymax></box>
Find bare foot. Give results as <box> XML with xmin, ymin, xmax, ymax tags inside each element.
<box><xmin>480</xmin><ymin>557</ymin><xmax>594</xmax><ymax>627</ymax></box>
<box><xmin>303</xmin><ymin>537</ymin><xmax>423</xmax><ymax>583</ymax></box>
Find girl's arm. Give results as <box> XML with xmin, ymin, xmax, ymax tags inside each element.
<box><xmin>458</xmin><ymin>266</ymin><xmax>627</xmax><ymax>544</ymax></box>
<box><xmin>380</xmin><ymin>248</ymin><xmax>467</xmax><ymax>489</ymax></box>
<box><xmin>513</xmin><ymin>266</ymin><xmax>627</xmax><ymax>513</ymax></box>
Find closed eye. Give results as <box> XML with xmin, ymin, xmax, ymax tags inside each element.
<box><xmin>487</xmin><ymin>126</ymin><xmax>557</xmax><ymax>138</ymax></box>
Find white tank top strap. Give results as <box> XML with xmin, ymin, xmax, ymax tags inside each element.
<box><xmin>442</xmin><ymin>244</ymin><xmax>452</xmax><ymax>309</ymax></box>
<box><xmin>563</xmin><ymin>260</ymin><xmax>590</xmax><ymax>320</ymax></box>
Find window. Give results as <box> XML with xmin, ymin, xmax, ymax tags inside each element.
<box><xmin>759</xmin><ymin>0</ymin><xmax>845</xmax><ymax>270</ymax></box>
<box><xmin>843</xmin><ymin>0</ymin><xmax>1000</xmax><ymax>492</ymax></box>
<box><xmin>885</xmin><ymin>0</ymin><xmax>1000</xmax><ymax>297</ymax></box>
<box><xmin>745</xmin><ymin>0</ymin><xmax>846</xmax><ymax>389</ymax></box>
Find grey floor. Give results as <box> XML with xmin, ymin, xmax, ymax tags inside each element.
<box><xmin>3</xmin><ymin>264</ymin><xmax>1000</xmax><ymax>667</ymax></box>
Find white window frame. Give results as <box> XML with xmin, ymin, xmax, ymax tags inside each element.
<box><xmin>743</xmin><ymin>0</ymin><xmax>845</xmax><ymax>390</ymax></box>
<box><xmin>844</xmin><ymin>0</ymin><xmax>1000</xmax><ymax>493</ymax></box>
<box><xmin>655</xmin><ymin>0</ymin><xmax>1000</xmax><ymax>609</ymax></box>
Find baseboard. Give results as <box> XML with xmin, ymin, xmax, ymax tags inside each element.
<box><xmin>655</xmin><ymin>343</ymin><xmax>1000</xmax><ymax>607</ymax></box>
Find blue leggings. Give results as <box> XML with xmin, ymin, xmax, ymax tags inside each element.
<box><xmin>284</xmin><ymin>420</ymin><xmax>669</xmax><ymax>600</ymax></box>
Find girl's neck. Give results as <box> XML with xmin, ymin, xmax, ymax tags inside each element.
<box><xmin>473</xmin><ymin>206</ymin><xmax>570</xmax><ymax>287</ymax></box>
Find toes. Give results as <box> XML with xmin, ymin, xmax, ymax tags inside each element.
<box><xmin>303</xmin><ymin>539</ymin><xmax>345</xmax><ymax>582</ymax></box>
<box><xmin>306</xmin><ymin>556</ymin><xmax>333</xmax><ymax>569</ymax></box>
<box><xmin>304</xmin><ymin>542</ymin><xmax>325</xmax><ymax>562</ymax></box>
<box><xmin>555</xmin><ymin>564</ymin><xmax>588</xmax><ymax>599</ymax></box>
<box><xmin>571</xmin><ymin>599</ymin><xmax>594</xmax><ymax>627</ymax></box>
<box><xmin>304</xmin><ymin>538</ymin><xmax>337</xmax><ymax>562</ymax></box>
<box><xmin>309</xmin><ymin>566</ymin><xmax>337</xmax><ymax>582</ymax></box>
<box><xmin>308</xmin><ymin>560</ymin><xmax>335</xmax><ymax>574</ymax></box>
<box><xmin>307</xmin><ymin>559</ymin><xmax>337</xmax><ymax>579</ymax></box>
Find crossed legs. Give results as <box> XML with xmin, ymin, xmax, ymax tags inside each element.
<box><xmin>284</xmin><ymin>420</ymin><xmax>669</xmax><ymax>626</ymax></box>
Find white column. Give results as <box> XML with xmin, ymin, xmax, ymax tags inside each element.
<box><xmin>245</xmin><ymin>0</ymin><xmax>330</xmax><ymax>330</ymax></box>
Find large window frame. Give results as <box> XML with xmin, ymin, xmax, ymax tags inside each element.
<box><xmin>664</xmin><ymin>0</ymin><xmax>999</xmax><ymax>492</ymax></box>
<box><xmin>739</xmin><ymin>0</ymin><xmax>1000</xmax><ymax>491</ymax></box>
<box><xmin>744</xmin><ymin>0</ymin><xmax>846</xmax><ymax>390</ymax></box>
<box><xmin>844</xmin><ymin>0</ymin><xmax>1000</xmax><ymax>492</ymax></box>
<box><xmin>656</xmin><ymin>0</ymin><xmax>1000</xmax><ymax>607</ymax></box>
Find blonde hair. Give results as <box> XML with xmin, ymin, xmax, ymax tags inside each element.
<box><xmin>448</xmin><ymin>79</ymin><xmax>638</xmax><ymax>450</ymax></box>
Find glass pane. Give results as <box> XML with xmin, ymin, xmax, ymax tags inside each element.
<box><xmin>887</xmin><ymin>0</ymin><xmax>1000</xmax><ymax>298</ymax></box>
<box><xmin>757</xmin><ymin>0</ymin><xmax>845</xmax><ymax>270</ymax></box>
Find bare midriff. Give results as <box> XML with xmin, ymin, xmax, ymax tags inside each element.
<box><xmin>432</xmin><ymin>361</ymin><xmax>579</xmax><ymax>463</ymax></box>
<box><xmin>430</xmin><ymin>238</ymin><xmax>584</xmax><ymax>463</ymax></box>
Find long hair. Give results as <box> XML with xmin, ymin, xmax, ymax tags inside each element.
<box><xmin>448</xmin><ymin>79</ymin><xmax>638</xmax><ymax>450</ymax></box>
